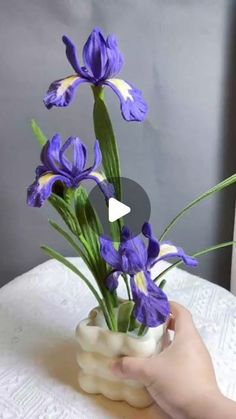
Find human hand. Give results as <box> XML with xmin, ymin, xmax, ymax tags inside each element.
<box><xmin>110</xmin><ymin>302</ymin><xmax>235</xmax><ymax>419</ymax></box>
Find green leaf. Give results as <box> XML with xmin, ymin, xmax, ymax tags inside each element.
<box><xmin>31</xmin><ymin>119</ymin><xmax>47</xmax><ymax>147</ymax></box>
<box><xmin>41</xmin><ymin>245</ymin><xmax>114</xmax><ymax>331</ymax></box>
<box><xmin>75</xmin><ymin>187</ymin><xmax>112</xmax><ymax>290</ymax></box>
<box><xmin>159</xmin><ymin>174</ymin><xmax>236</xmax><ymax>240</ymax></box>
<box><xmin>154</xmin><ymin>241</ymin><xmax>236</xmax><ymax>283</ymax></box>
<box><xmin>49</xmin><ymin>193</ymin><xmax>81</xmax><ymax>237</ymax></box>
<box><xmin>117</xmin><ymin>301</ymin><xmax>135</xmax><ymax>333</ymax></box>
<box><xmin>159</xmin><ymin>279</ymin><xmax>167</xmax><ymax>289</ymax></box>
<box><xmin>92</xmin><ymin>86</ymin><xmax>122</xmax><ymax>200</ymax></box>
<box><xmin>49</xmin><ymin>220</ymin><xmax>90</xmax><ymax>267</ymax></box>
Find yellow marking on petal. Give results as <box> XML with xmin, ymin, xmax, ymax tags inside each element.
<box><xmin>135</xmin><ymin>272</ymin><xmax>148</xmax><ymax>295</ymax></box>
<box><xmin>159</xmin><ymin>244</ymin><xmax>178</xmax><ymax>257</ymax></box>
<box><xmin>57</xmin><ymin>76</ymin><xmax>80</xmax><ymax>96</ymax></box>
<box><xmin>38</xmin><ymin>173</ymin><xmax>57</xmax><ymax>188</ymax></box>
<box><xmin>90</xmin><ymin>171</ymin><xmax>105</xmax><ymax>182</ymax></box>
<box><xmin>108</xmin><ymin>78</ymin><xmax>133</xmax><ymax>101</ymax></box>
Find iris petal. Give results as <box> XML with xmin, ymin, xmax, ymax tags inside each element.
<box><xmin>120</xmin><ymin>230</ymin><xmax>147</xmax><ymax>272</ymax></box>
<box><xmin>44</xmin><ymin>76</ymin><xmax>87</xmax><ymax>109</ymax></box>
<box><xmin>86</xmin><ymin>172</ymin><xmax>115</xmax><ymax>199</ymax></box>
<box><xmin>104</xmin><ymin>78</ymin><xmax>148</xmax><ymax>122</ymax></box>
<box><xmin>131</xmin><ymin>271</ymin><xmax>170</xmax><ymax>327</ymax></box>
<box><xmin>102</xmin><ymin>35</ymin><xmax>124</xmax><ymax>79</ymax></box>
<box><xmin>27</xmin><ymin>173</ymin><xmax>72</xmax><ymax>207</ymax></box>
<box><xmin>142</xmin><ymin>222</ymin><xmax>160</xmax><ymax>268</ymax></box>
<box><xmin>59</xmin><ymin>137</ymin><xmax>88</xmax><ymax>176</ymax></box>
<box><xmin>105</xmin><ymin>271</ymin><xmax>122</xmax><ymax>291</ymax></box>
<box><xmin>158</xmin><ymin>242</ymin><xmax>198</xmax><ymax>267</ymax></box>
<box><xmin>62</xmin><ymin>35</ymin><xmax>88</xmax><ymax>78</ymax></box>
<box><xmin>100</xmin><ymin>236</ymin><xmax>121</xmax><ymax>269</ymax></box>
<box><xmin>41</xmin><ymin>134</ymin><xmax>65</xmax><ymax>174</ymax></box>
<box><xmin>83</xmin><ymin>28</ymin><xmax>108</xmax><ymax>80</ymax></box>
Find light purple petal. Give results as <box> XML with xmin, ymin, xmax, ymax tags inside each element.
<box><xmin>27</xmin><ymin>173</ymin><xmax>72</xmax><ymax>208</ymax></box>
<box><xmin>131</xmin><ymin>271</ymin><xmax>170</xmax><ymax>327</ymax></box>
<box><xmin>92</xmin><ymin>140</ymin><xmax>102</xmax><ymax>171</ymax></box>
<box><xmin>100</xmin><ymin>236</ymin><xmax>121</xmax><ymax>269</ymax></box>
<box><xmin>62</xmin><ymin>35</ymin><xmax>88</xmax><ymax>78</ymax></box>
<box><xmin>104</xmin><ymin>78</ymin><xmax>148</xmax><ymax>122</ymax></box>
<box><xmin>43</xmin><ymin>76</ymin><xmax>87</xmax><ymax>109</ymax></box>
<box><xmin>142</xmin><ymin>222</ymin><xmax>160</xmax><ymax>268</ymax></box>
<box><xmin>83</xmin><ymin>28</ymin><xmax>108</xmax><ymax>80</ymax></box>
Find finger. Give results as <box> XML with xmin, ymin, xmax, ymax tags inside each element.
<box><xmin>168</xmin><ymin>301</ymin><xmax>198</xmax><ymax>338</ymax></box>
<box><xmin>110</xmin><ymin>356</ymin><xmax>147</xmax><ymax>382</ymax></box>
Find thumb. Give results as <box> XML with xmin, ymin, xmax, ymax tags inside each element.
<box><xmin>110</xmin><ymin>356</ymin><xmax>148</xmax><ymax>382</ymax></box>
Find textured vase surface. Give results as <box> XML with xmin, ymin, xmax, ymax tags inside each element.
<box><xmin>76</xmin><ymin>307</ymin><xmax>167</xmax><ymax>408</ymax></box>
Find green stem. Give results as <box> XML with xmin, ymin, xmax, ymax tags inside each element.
<box><xmin>137</xmin><ymin>324</ymin><xmax>148</xmax><ymax>336</ymax></box>
<box><xmin>159</xmin><ymin>174</ymin><xmax>236</xmax><ymax>241</ymax></box>
<box><xmin>154</xmin><ymin>241</ymin><xmax>236</xmax><ymax>283</ymax></box>
<box><xmin>92</xmin><ymin>85</ymin><xmax>122</xmax><ymax>201</ymax></box>
<box><xmin>123</xmin><ymin>274</ymin><xmax>132</xmax><ymax>300</ymax></box>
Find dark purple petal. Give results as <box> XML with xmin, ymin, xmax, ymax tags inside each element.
<box><xmin>27</xmin><ymin>173</ymin><xmax>72</xmax><ymax>208</ymax></box>
<box><xmin>86</xmin><ymin>173</ymin><xmax>115</xmax><ymax>200</ymax></box>
<box><xmin>73</xmin><ymin>137</ymin><xmax>88</xmax><ymax>173</ymax></box>
<box><xmin>83</xmin><ymin>28</ymin><xmax>108</xmax><ymax>80</ymax></box>
<box><xmin>142</xmin><ymin>222</ymin><xmax>160</xmax><ymax>268</ymax></box>
<box><xmin>100</xmin><ymin>236</ymin><xmax>121</xmax><ymax>269</ymax></box>
<box><xmin>157</xmin><ymin>242</ymin><xmax>198</xmax><ymax>267</ymax></box>
<box><xmin>120</xmin><ymin>230</ymin><xmax>147</xmax><ymax>273</ymax></box>
<box><xmin>41</xmin><ymin>134</ymin><xmax>64</xmax><ymax>174</ymax></box>
<box><xmin>105</xmin><ymin>271</ymin><xmax>122</xmax><ymax>291</ymax></box>
<box><xmin>35</xmin><ymin>165</ymin><xmax>47</xmax><ymax>178</ymax></box>
<box><xmin>59</xmin><ymin>137</ymin><xmax>87</xmax><ymax>176</ymax></box>
<box><xmin>43</xmin><ymin>76</ymin><xmax>87</xmax><ymax>109</ymax></box>
<box><xmin>62</xmin><ymin>35</ymin><xmax>88</xmax><ymax>78</ymax></box>
<box><xmin>131</xmin><ymin>271</ymin><xmax>170</xmax><ymax>327</ymax></box>
<box><xmin>104</xmin><ymin>79</ymin><xmax>148</xmax><ymax>122</ymax></box>
<box><xmin>102</xmin><ymin>35</ymin><xmax>124</xmax><ymax>79</ymax></box>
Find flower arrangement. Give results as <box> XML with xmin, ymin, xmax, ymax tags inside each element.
<box><xmin>27</xmin><ymin>28</ymin><xmax>236</xmax><ymax>337</ymax></box>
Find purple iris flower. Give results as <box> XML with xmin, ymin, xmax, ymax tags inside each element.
<box><xmin>27</xmin><ymin>134</ymin><xmax>114</xmax><ymax>208</ymax></box>
<box><xmin>100</xmin><ymin>223</ymin><xmax>198</xmax><ymax>327</ymax></box>
<box><xmin>43</xmin><ymin>28</ymin><xmax>148</xmax><ymax>122</ymax></box>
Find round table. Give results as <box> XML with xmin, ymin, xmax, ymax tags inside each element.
<box><xmin>0</xmin><ymin>258</ymin><xmax>235</xmax><ymax>418</ymax></box>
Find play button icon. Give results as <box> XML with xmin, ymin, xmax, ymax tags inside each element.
<box><xmin>108</xmin><ymin>198</ymin><xmax>131</xmax><ymax>222</ymax></box>
<box><xmin>88</xmin><ymin>177</ymin><xmax>151</xmax><ymax>240</ymax></box>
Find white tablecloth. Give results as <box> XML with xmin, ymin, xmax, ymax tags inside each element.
<box><xmin>0</xmin><ymin>258</ymin><xmax>235</xmax><ymax>419</ymax></box>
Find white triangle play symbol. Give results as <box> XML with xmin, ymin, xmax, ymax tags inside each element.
<box><xmin>108</xmin><ymin>198</ymin><xmax>131</xmax><ymax>222</ymax></box>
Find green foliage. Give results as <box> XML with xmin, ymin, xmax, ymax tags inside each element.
<box><xmin>160</xmin><ymin>174</ymin><xmax>236</xmax><ymax>240</ymax></box>
<box><xmin>75</xmin><ymin>187</ymin><xmax>107</xmax><ymax>279</ymax></box>
<box><xmin>31</xmin><ymin>119</ymin><xmax>47</xmax><ymax>147</ymax></box>
<box><xmin>41</xmin><ymin>244</ymin><xmax>113</xmax><ymax>330</ymax></box>
<box><xmin>49</xmin><ymin>220</ymin><xmax>89</xmax><ymax>266</ymax></box>
<box><xmin>49</xmin><ymin>193</ymin><xmax>81</xmax><ymax>237</ymax></box>
<box><xmin>154</xmin><ymin>240</ymin><xmax>236</xmax><ymax>283</ymax></box>
<box><xmin>159</xmin><ymin>279</ymin><xmax>167</xmax><ymax>289</ymax></box>
<box><xmin>92</xmin><ymin>86</ymin><xmax>122</xmax><ymax>201</ymax></box>
<box><xmin>117</xmin><ymin>301</ymin><xmax>135</xmax><ymax>332</ymax></box>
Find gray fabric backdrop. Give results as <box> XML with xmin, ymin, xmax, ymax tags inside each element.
<box><xmin>0</xmin><ymin>0</ymin><xmax>236</xmax><ymax>288</ymax></box>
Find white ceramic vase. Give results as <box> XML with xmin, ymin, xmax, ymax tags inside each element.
<box><xmin>76</xmin><ymin>306</ymin><xmax>167</xmax><ymax>408</ymax></box>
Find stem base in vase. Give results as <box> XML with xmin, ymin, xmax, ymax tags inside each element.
<box><xmin>75</xmin><ymin>307</ymin><xmax>167</xmax><ymax>408</ymax></box>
